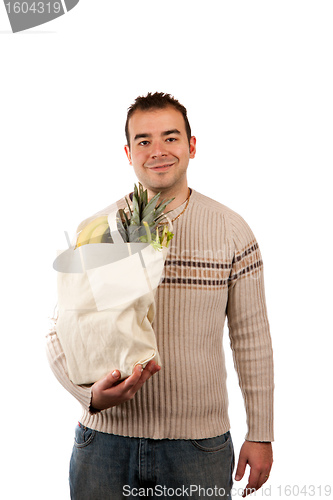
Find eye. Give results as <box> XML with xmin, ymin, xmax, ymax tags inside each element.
<box><xmin>166</xmin><ymin>137</ymin><xmax>177</xmax><ymax>142</ymax></box>
<box><xmin>138</xmin><ymin>140</ymin><xmax>150</xmax><ymax>146</ymax></box>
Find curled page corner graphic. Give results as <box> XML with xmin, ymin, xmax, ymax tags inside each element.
<box><xmin>4</xmin><ymin>0</ymin><xmax>80</xmax><ymax>33</ymax></box>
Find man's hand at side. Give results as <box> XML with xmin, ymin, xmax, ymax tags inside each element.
<box><xmin>91</xmin><ymin>360</ymin><xmax>160</xmax><ymax>411</ymax></box>
<box><xmin>235</xmin><ymin>441</ymin><xmax>273</xmax><ymax>497</ymax></box>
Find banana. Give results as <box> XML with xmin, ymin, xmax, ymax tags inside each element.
<box><xmin>88</xmin><ymin>222</ymin><xmax>109</xmax><ymax>244</ymax></box>
<box><xmin>75</xmin><ymin>215</ymin><xmax>109</xmax><ymax>248</ymax></box>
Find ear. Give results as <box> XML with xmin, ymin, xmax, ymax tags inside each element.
<box><xmin>124</xmin><ymin>144</ymin><xmax>132</xmax><ymax>165</ymax></box>
<box><xmin>189</xmin><ymin>136</ymin><xmax>197</xmax><ymax>159</ymax></box>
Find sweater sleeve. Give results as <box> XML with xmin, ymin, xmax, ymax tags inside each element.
<box><xmin>45</xmin><ymin>330</ymin><xmax>96</xmax><ymax>413</ymax></box>
<box><xmin>226</xmin><ymin>213</ymin><xmax>274</xmax><ymax>442</ymax></box>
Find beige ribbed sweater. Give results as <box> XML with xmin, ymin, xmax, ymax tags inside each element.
<box><xmin>46</xmin><ymin>188</ymin><xmax>274</xmax><ymax>442</ymax></box>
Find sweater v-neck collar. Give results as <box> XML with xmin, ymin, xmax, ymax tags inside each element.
<box><xmin>128</xmin><ymin>188</ymin><xmax>194</xmax><ymax>223</ymax></box>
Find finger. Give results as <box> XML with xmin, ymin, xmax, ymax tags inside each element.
<box><xmin>126</xmin><ymin>361</ymin><xmax>160</xmax><ymax>396</ymax></box>
<box><xmin>258</xmin><ymin>471</ymin><xmax>270</xmax><ymax>488</ymax></box>
<box><xmin>242</xmin><ymin>484</ymin><xmax>257</xmax><ymax>498</ymax></box>
<box><xmin>98</xmin><ymin>369</ymin><xmax>121</xmax><ymax>390</ymax></box>
<box><xmin>235</xmin><ymin>455</ymin><xmax>247</xmax><ymax>481</ymax></box>
<box><xmin>242</xmin><ymin>469</ymin><xmax>261</xmax><ymax>498</ymax></box>
<box><xmin>142</xmin><ymin>360</ymin><xmax>161</xmax><ymax>376</ymax></box>
<box><xmin>135</xmin><ymin>361</ymin><xmax>160</xmax><ymax>386</ymax></box>
<box><xmin>122</xmin><ymin>364</ymin><xmax>144</xmax><ymax>391</ymax></box>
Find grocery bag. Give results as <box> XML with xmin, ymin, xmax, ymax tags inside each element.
<box><xmin>53</xmin><ymin>209</ymin><xmax>169</xmax><ymax>385</ymax></box>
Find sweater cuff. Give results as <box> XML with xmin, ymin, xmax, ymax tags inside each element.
<box><xmin>244</xmin><ymin>389</ymin><xmax>274</xmax><ymax>442</ymax></box>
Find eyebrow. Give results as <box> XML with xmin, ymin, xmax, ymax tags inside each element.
<box><xmin>133</xmin><ymin>129</ymin><xmax>181</xmax><ymax>142</ymax></box>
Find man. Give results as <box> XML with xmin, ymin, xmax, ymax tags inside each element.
<box><xmin>47</xmin><ymin>92</ymin><xmax>274</xmax><ymax>499</ymax></box>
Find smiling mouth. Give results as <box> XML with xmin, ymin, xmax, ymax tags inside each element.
<box><xmin>148</xmin><ymin>163</ymin><xmax>174</xmax><ymax>171</ymax></box>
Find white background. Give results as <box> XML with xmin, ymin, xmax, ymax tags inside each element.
<box><xmin>1</xmin><ymin>1</ymin><xmax>332</xmax><ymax>498</ymax></box>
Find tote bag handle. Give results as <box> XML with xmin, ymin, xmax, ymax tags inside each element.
<box><xmin>108</xmin><ymin>210</ymin><xmax>124</xmax><ymax>244</ymax></box>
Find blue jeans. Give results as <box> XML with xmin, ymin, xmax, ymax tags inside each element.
<box><xmin>69</xmin><ymin>424</ymin><xmax>235</xmax><ymax>499</ymax></box>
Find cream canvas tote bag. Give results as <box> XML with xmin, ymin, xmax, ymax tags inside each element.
<box><xmin>53</xmin><ymin>210</ymin><xmax>169</xmax><ymax>385</ymax></box>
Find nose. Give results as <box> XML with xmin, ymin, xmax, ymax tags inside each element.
<box><xmin>150</xmin><ymin>140</ymin><xmax>168</xmax><ymax>159</ymax></box>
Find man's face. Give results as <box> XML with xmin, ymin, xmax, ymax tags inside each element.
<box><xmin>124</xmin><ymin>106</ymin><xmax>196</xmax><ymax>196</ymax></box>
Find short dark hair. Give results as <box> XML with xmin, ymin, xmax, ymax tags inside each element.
<box><xmin>125</xmin><ymin>92</ymin><xmax>192</xmax><ymax>147</ymax></box>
